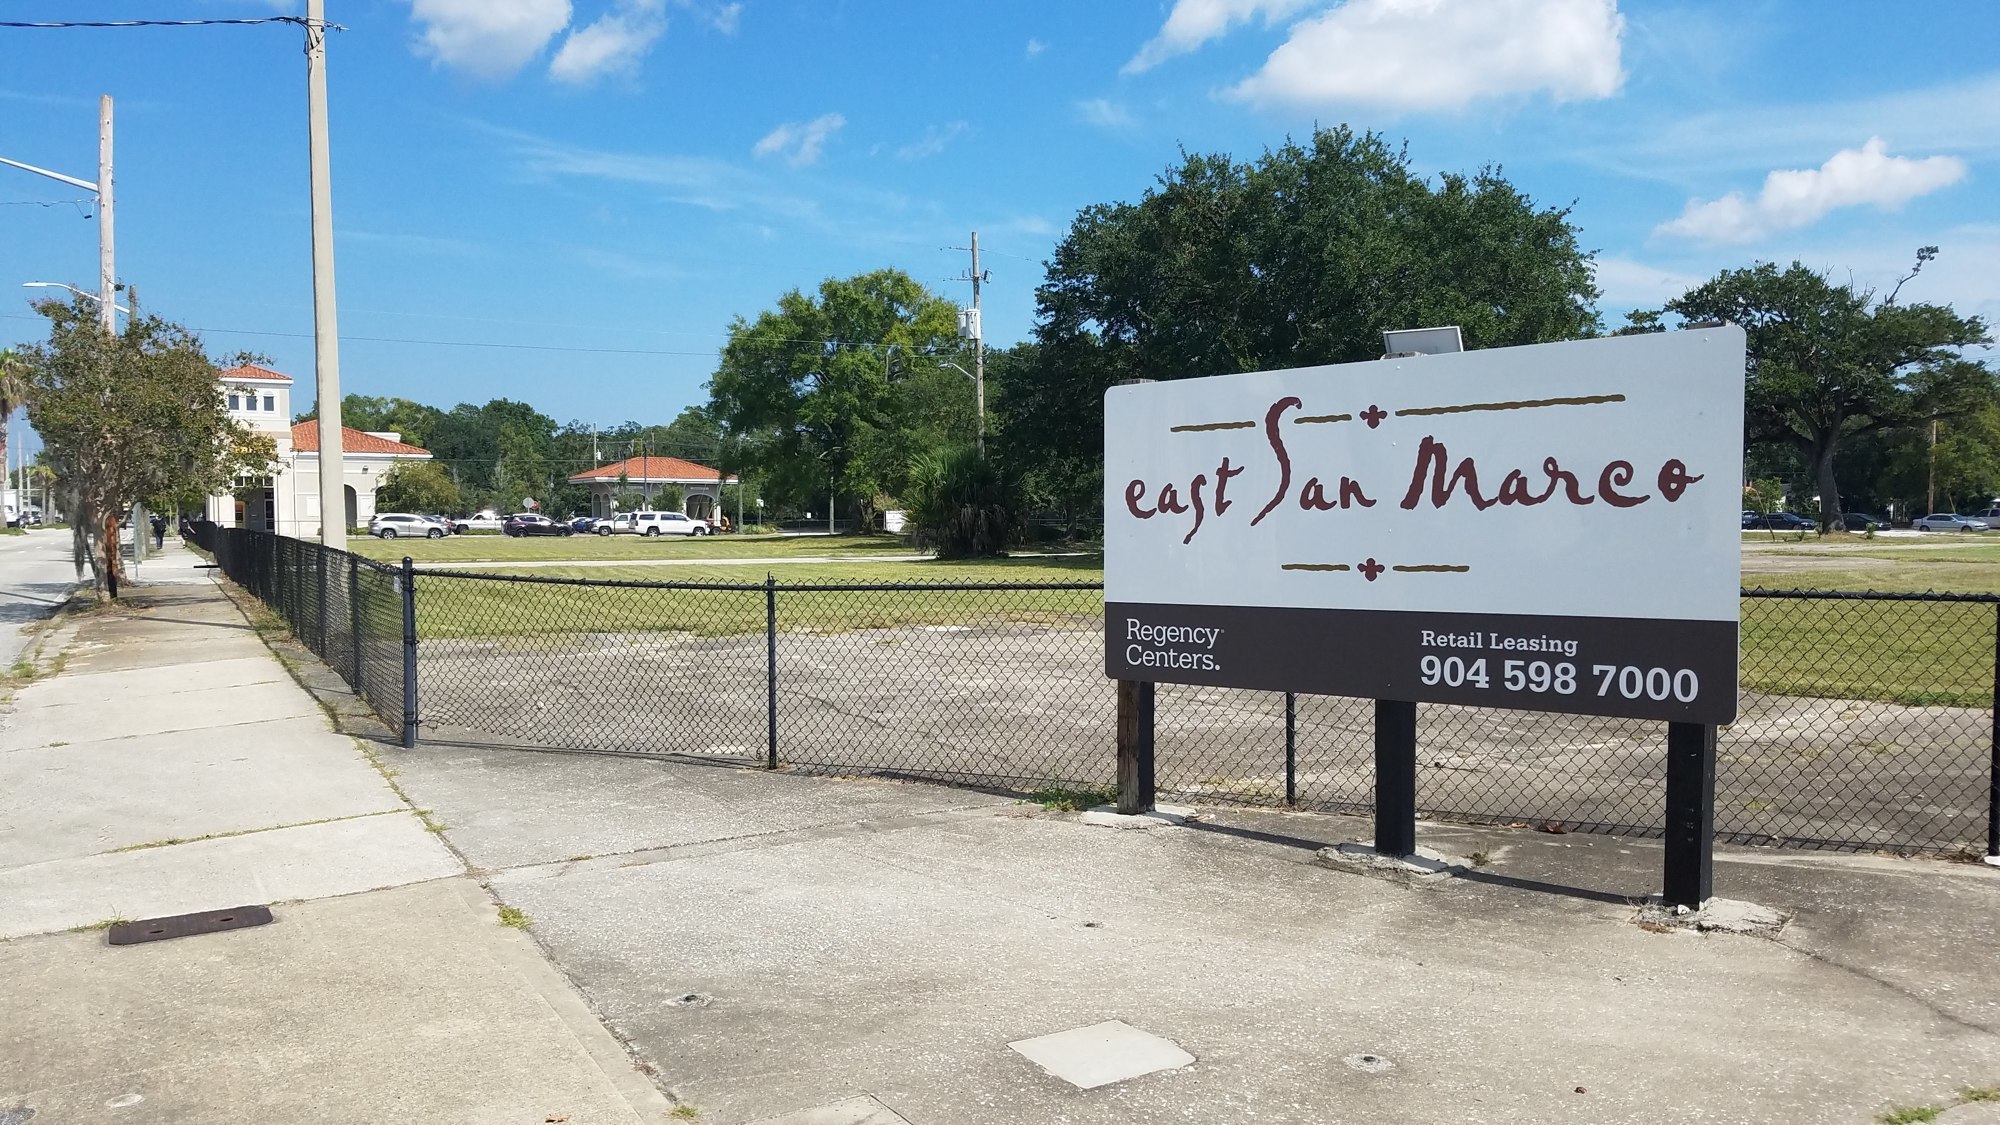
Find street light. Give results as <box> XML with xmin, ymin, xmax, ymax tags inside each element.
<box><xmin>918</xmin><ymin>360</ymin><xmax>988</xmax><ymax>457</ymax></box>
<box><xmin>22</xmin><ymin>282</ymin><xmax>130</xmax><ymax>315</ymax></box>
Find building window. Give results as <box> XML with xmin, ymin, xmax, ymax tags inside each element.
<box><xmin>263</xmin><ymin>395</ymin><xmax>275</xmax><ymax>412</ymax></box>
<box><xmin>228</xmin><ymin>394</ymin><xmax>241</xmax><ymax>410</ymax></box>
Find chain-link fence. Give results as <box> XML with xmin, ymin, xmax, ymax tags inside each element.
<box><xmin>191</xmin><ymin>526</ymin><xmax>2000</xmax><ymax>857</ymax></box>
<box><xmin>190</xmin><ymin>524</ymin><xmax>409</xmax><ymax>736</ymax></box>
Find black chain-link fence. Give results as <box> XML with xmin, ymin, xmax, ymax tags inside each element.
<box><xmin>192</xmin><ymin>526</ymin><xmax>2000</xmax><ymax>857</ymax></box>
<box><xmin>190</xmin><ymin>524</ymin><xmax>409</xmax><ymax>735</ymax></box>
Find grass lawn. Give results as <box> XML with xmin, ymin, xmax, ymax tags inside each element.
<box><xmin>411</xmin><ymin>556</ymin><xmax>1106</xmax><ymax>641</ymax></box>
<box><xmin>391</xmin><ymin>534</ymin><xmax>2000</xmax><ymax>708</ymax></box>
<box><xmin>350</xmin><ymin>531</ymin><xmax>930</xmax><ymax>564</ymax></box>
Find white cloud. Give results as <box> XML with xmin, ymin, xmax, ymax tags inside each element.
<box><xmin>706</xmin><ymin>1</ymin><xmax>742</xmax><ymax>34</ymax></box>
<box><xmin>1025</xmin><ymin>37</ymin><xmax>1048</xmax><ymax>58</ymax></box>
<box><xmin>1655</xmin><ymin>138</ymin><xmax>1969</xmax><ymax>245</ymax></box>
<box><xmin>1590</xmin><ymin>255</ymin><xmax>1701</xmax><ymax>309</ymax></box>
<box><xmin>1077</xmin><ymin>97</ymin><xmax>1135</xmax><ymax>129</ymax></box>
<box><xmin>752</xmin><ymin>114</ymin><xmax>846</xmax><ymax>167</ymax></box>
<box><xmin>408</xmin><ymin>0</ymin><xmax>573</xmax><ymax>80</ymax></box>
<box><xmin>550</xmin><ymin>0</ymin><xmax>666</xmax><ymax>84</ymax></box>
<box><xmin>1124</xmin><ymin>0</ymin><xmax>1314</xmax><ymax>75</ymax></box>
<box><xmin>897</xmin><ymin>121</ymin><xmax>968</xmax><ymax>161</ymax></box>
<box><xmin>1228</xmin><ymin>0</ymin><xmax>1625</xmax><ymax>112</ymax></box>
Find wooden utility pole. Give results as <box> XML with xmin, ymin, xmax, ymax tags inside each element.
<box><xmin>306</xmin><ymin>0</ymin><xmax>347</xmax><ymax>547</ymax></box>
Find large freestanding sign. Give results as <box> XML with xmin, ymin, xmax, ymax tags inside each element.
<box><xmin>1105</xmin><ymin>328</ymin><xmax>1746</xmax><ymax>724</ymax></box>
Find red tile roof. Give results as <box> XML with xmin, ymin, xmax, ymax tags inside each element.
<box><xmin>218</xmin><ymin>363</ymin><xmax>293</xmax><ymax>384</ymax></box>
<box><xmin>569</xmin><ymin>455</ymin><xmax>735</xmax><ymax>484</ymax></box>
<box><xmin>291</xmin><ymin>421</ymin><xmax>431</xmax><ymax>456</ymax></box>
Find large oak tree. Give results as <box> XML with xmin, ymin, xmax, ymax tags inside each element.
<box><xmin>997</xmin><ymin>125</ymin><xmax>1602</xmax><ymax>515</ymax></box>
<box><xmin>1667</xmin><ymin>255</ymin><xmax>1991</xmax><ymax>526</ymax></box>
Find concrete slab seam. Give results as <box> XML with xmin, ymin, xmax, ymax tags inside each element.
<box><xmin>442</xmin><ymin>876</ymin><xmax>674</xmax><ymax>1120</ymax></box>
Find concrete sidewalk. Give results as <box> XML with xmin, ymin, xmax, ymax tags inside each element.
<box><xmin>0</xmin><ymin>573</ymin><xmax>670</xmax><ymax>1123</ymax></box>
<box><xmin>387</xmin><ymin>738</ymin><xmax>2000</xmax><ymax>1125</ymax></box>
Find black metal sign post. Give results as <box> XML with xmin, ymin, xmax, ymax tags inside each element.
<box><xmin>1116</xmin><ymin>680</ymin><xmax>1156</xmax><ymax>815</ymax></box>
<box><xmin>1663</xmin><ymin>721</ymin><xmax>1718</xmax><ymax>909</ymax></box>
<box><xmin>1374</xmin><ymin>700</ymin><xmax>1419</xmax><ymax>856</ymax></box>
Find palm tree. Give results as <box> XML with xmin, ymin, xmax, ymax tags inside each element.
<box><xmin>0</xmin><ymin>348</ymin><xmax>34</xmax><ymax>500</ymax></box>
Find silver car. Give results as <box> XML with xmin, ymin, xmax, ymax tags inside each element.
<box><xmin>370</xmin><ymin>512</ymin><xmax>448</xmax><ymax>539</ymax></box>
<box><xmin>1912</xmin><ymin>513</ymin><xmax>1985</xmax><ymax>532</ymax></box>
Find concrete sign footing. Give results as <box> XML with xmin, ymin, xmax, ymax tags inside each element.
<box><xmin>1315</xmin><ymin>842</ymin><xmax>1470</xmax><ymax>885</ymax></box>
<box><xmin>1635</xmin><ymin>896</ymin><xmax>1789</xmax><ymax>936</ymax></box>
<box><xmin>1080</xmin><ymin>804</ymin><xmax>1194</xmax><ymax>830</ymax></box>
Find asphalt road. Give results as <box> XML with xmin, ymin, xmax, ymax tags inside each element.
<box><xmin>0</xmin><ymin>530</ymin><xmax>79</xmax><ymax>669</ymax></box>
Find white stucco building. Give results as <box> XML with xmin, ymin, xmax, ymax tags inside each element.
<box><xmin>567</xmin><ymin>455</ymin><xmax>738</xmax><ymax>525</ymax></box>
<box><xmin>202</xmin><ymin>364</ymin><xmax>434</xmax><ymax>538</ymax></box>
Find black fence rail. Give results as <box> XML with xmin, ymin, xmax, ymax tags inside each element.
<box><xmin>193</xmin><ymin>526</ymin><xmax>2000</xmax><ymax>858</ymax></box>
<box><xmin>190</xmin><ymin>524</ymin><xmax>410</xmax><ymax>738</ymax></box>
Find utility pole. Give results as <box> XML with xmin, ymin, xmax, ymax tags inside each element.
<box><xmin>99</xmin><ymin>95</ymin><xmax>131</xmax><ymax>575</ymax></box>
<box><xmin>1928</xmin><ymin>419</ymin><xmax>1939</xmax><ymax>515</ymax></box>
<box><xmin>306</xmin><ymin>0</ymin><xmax>347</xmax><ymax>548</ymax></box>
<box><xmin>951</xmin><ymin>231</ymin><xmax>989</xmax><ymax>457</ymax></box>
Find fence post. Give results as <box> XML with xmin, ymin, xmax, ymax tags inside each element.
<box><xmin>314</xmin><ymin>546</ymin><xmax>328</xmax><ymax>656</ymax></box>
<box><xmin>1116</xmin><ymin>680</ymin><xmax>1156</xmax><ymax>814</ymax></box>
<box><xmin>400</xmin><ymin>556</ymin><xmax>418</xmax><ymax>749</ymax></box>
<box><xmin>1284</xmin><ymin>691</ymin><xmax>1297</xmax><ymax>807</ymax></box>
<box><xmin>1663</xmin><ymin>721</ymin><xmax>1717</xmax><ymax>907</ymax></box>
<box><xmin>765</xmin><ymin>574</ymin><xmax>779</xmax><ymax>770</ymax></box>
<box><xmin>347</xmin><ymin>558</ymin><xmax>363</xmax><ymax>691</ymax></box>
<box><xmin>1373</xmin><ymin>700</ymin><xmax>1418</xmax><ymax>855</ymax></box>
<box><xmin>1989</xmin><ymin>603</ymin><xmax>1999</xmax><ymax>865</ymax></box>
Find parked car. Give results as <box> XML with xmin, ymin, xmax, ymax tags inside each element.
<box><xmin>1744</xmin><ymin>512</ymin><xmax>1814</xmax><ymax>531</ymax></box>
<box><xmin>503</xmin><ymin>513</ymin><xmax>572</xmax><ymax>537</ymax></box>
<box><xmin>629</xmin><ymin>510</ymin><xmax>710</xmax><ymax>537</ymax></box>
<box><xmin>1840</xmin><ymin>512</ymin><xmax>1891</xmax><ymax>531</ymax></box>
<box><xmin>567</xmin><ymin>516</ymin><xmax>597</xmax><ymax>533</ymax></box>
<box><xmin>595</xmin><ymin>513</ymin><xmax>637</xmax><ymax>536</ymax></box>
<box><xmin>1967</xmin><ymin>508</ymin><xmax>2000</xmax><ymax>530</ymax></box>
<box><xmin>452</xmin><ymin>510</ymin><xmax>506</xmax><ymax>533</ymax></box>
<box><xmin>370</xmin><ymin>512</ymin><xmax>448</xmax><ymax>539</ymax></box>
<box><xmin>1912</xmin><ymin>512</ymin><xmax>1986</xmax><ymax>532</ymax></box>
<box><xmin>424</xmin><ymin>513</ymin><xmax>458</xmax><ymax>534</ymax></box>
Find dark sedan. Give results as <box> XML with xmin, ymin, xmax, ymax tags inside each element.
<box><xmin>1744</xmin><ymin>512</ymin><xmax>1815</xmax><ymax>531</ymax></box>
<box><xmin>503</xmin><ymin>513</ymin><xmax>573</xmax><ymax>537</ymax></box>
<box><xmin>1840</xmin><ymin>512</ymin><xmax>1890</xmax><ymax>531</ymax></box>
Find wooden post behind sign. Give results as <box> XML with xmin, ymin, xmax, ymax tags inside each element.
<box><xmin>1374</xmin><ymin>699</ymin><xmax>1418</xmax><ymax>856</ymax></box>
<box><xmin>1662</xmin><ymin>721</ymin><xmax>1716</xmax><ymax>908</ymax></box>
<box><xmin>1116</xmin><ymin>680</ymin><xmax>1156</xmax><ymax>815</ymax></box>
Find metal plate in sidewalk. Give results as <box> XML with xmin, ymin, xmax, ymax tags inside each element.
<box><xmin>108</xmin><ymin>905</ymin><xmax>274</xmax><ymax>946</ymax></box>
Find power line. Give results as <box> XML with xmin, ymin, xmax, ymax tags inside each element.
<box><xmin>0</xmin><ymin>17</ymin><xmax>343</xmax><ymax>30</ymax></box>
<box><xmin>0</xmin><ymin>312</ymin><xmax>983</xmax><ymax>359</ymax></box>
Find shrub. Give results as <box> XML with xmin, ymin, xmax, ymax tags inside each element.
<box><xmin>904</xmin><ymin>445</ymin><xmax>1018</xmax><ymax>559</ymax></box>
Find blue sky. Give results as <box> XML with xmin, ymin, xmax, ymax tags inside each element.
<box><xmin>3</xmin><ymin>0</ymin><xmax>1996</xmax><ymax>458</ymax></box>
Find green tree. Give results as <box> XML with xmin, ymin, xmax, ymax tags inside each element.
<box><xmin>905</xmin><ymin>444</ymin><xmax>1018</xmax><ymax>558</ymax></box>
<box><xmin>0</xmin><ymin>349</ymin><xmax>32</xmax><ymax>497</ymax></box>
<box><xmin>1667</xmin><ymin>252</ymin><xmax>1991</xmax><ymax>528</ymax></box>
<box><xmin>1002</xmin><ymin>125</ymin><xmax>1601</xmax><ymax>507</ymax></box>
<box><xmin>24</xmin><ymin>295</ymin><xmax>274</xmax><ymax>595</ymax></box>
<box><xmin>377</xmin><ymin>461</ymin><xmax>464</xmax><ymax>514</ymax></box>
<box><xmin>707</xmin><ymin>269</ymin><xmax>967</xmax><ymax>528</ymax></box>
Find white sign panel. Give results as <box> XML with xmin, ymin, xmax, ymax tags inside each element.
<box><xmin>1104</xmin><ymin>328</ymin><xmax>1746</xmax><ymax>723</ymax></box>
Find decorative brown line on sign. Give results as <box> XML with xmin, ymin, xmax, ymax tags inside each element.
<box><xmin>1293</xmin><ymin>413</ymin><xmax>1352</xmax><ymax>425</ymax></box>
<box><xmin>1280</xmin><ymin>563</ymin><xmax>1352</xmax><ymax>572</ymax></box>
<box><xmin>1394</xmin><ymin>393</ymin><xmax>1626</xmax><ymax>418</ymax></box>
<box><xmin>1391</xmin><ymin>564</ymin><xmax>1471</xmax><ymax>573</ymax></box>
<box><xmin>1169</xmin><ymin>420</ymin><xmax>1256</xmax><ymax>432</ymax></box>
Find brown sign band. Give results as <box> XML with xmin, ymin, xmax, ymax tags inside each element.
<box><xmin>1106</xmin><ymin>602</ymin><xmax>1739</xmax><ymax>724</ymax></box>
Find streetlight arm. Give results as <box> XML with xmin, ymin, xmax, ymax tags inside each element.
<box><xmin>936</xmin><ymin>361</ymin><xmax>975</xmax><ymax>382</ymax></box>
<box><xmin>0</xmin><ymin>155</ymin><xmax>98</xmax><ymax>194</ymax></box>
<box><xmin>22</xmin><ymin>283</ymin><xmax>129</xmax><ymax>313</ymax></box>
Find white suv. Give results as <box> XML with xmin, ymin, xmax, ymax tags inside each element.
<box><xmin>630</xmin><ymin>511</ymin><xmax>709</xmax><ymax>536</ymax></box>
<box><xmin>370</xmin><ymin>512</ymin><xmax>447</xmax><ymax>539</ymax></box>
